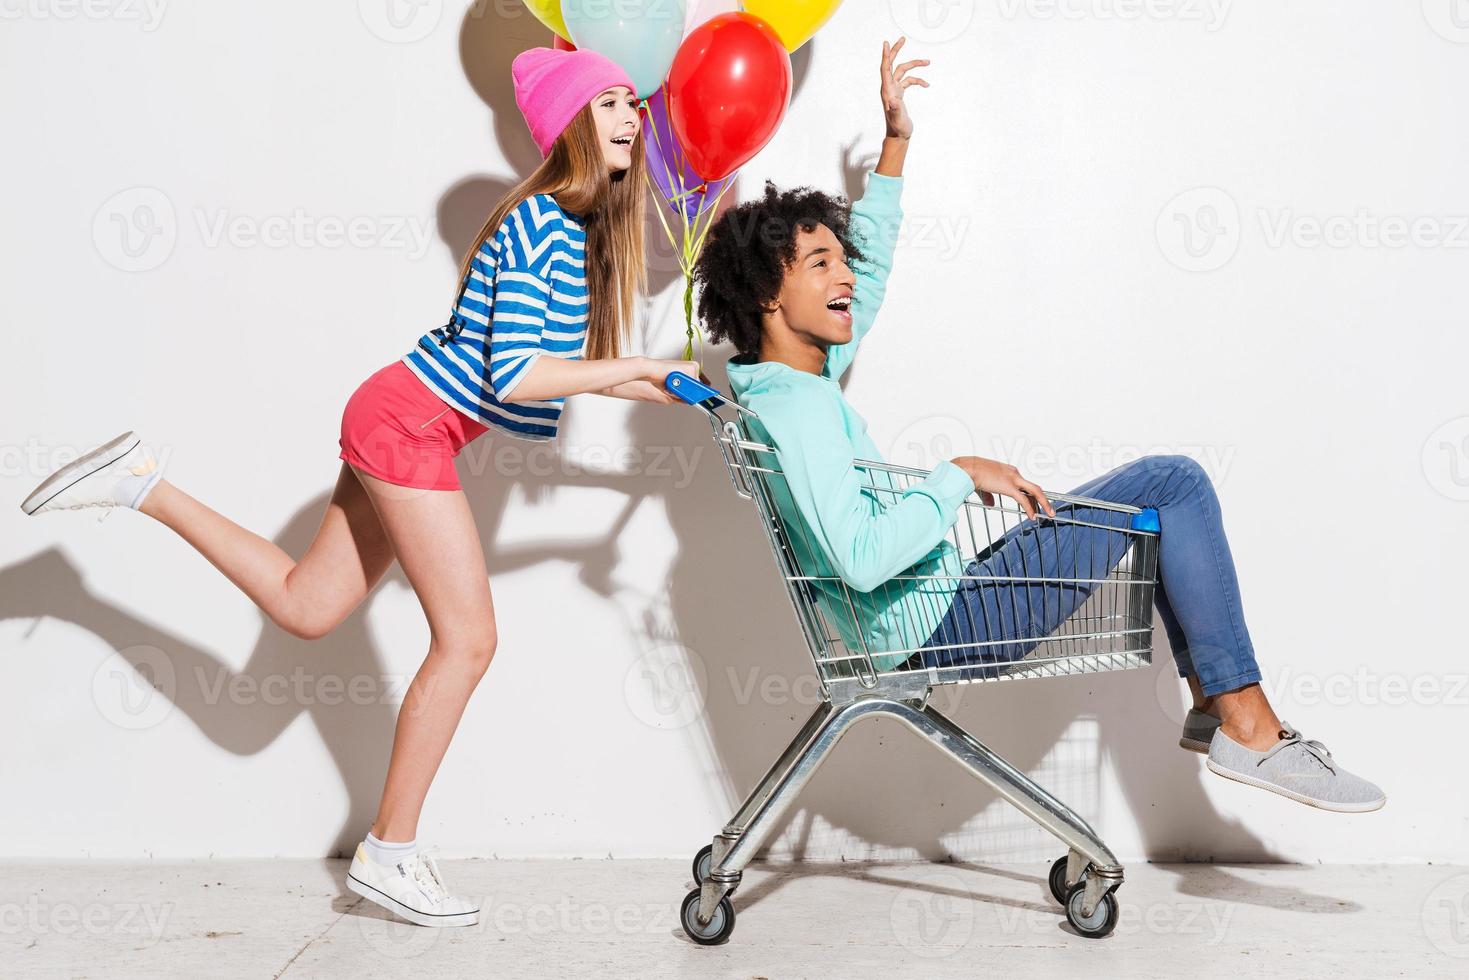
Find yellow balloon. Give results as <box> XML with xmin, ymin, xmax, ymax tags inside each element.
<box><xmin>522</xmin><ymin>0</ymin><xmax>569</xmax><ymax>40</ymax></box>
<box><xmin>742</xmin><ymin>0</ymin><xmax>843</xmax><ymax>51</ymax></box>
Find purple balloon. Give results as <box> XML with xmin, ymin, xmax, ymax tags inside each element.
<box><xmin>641</xmin><ymin>87</ymin><xmax>733</xmax><ymax>223</ymax></box>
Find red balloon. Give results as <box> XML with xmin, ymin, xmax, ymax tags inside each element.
<box><xmin>553</xmin><ymin>33</ymin><xmax>575</xmax><ymax>51</ymax></box>
<box><xmin>667</xmin><ymin>12</ymin><xmax>791</xmax><ymax>182</ymax></box>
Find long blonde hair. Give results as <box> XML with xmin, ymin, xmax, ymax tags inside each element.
<box><xmin>456</xmin><ymin>104</ymin><xmax>647</xmax><ymax>362</ymax></box>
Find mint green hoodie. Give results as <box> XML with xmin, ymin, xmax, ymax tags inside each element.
<box><xmin>724</xmin><ymin>171</ymin><xmax>974</xmax><ymax>672</ymax></box>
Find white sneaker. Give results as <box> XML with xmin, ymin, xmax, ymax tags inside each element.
<box><xmin>20</xmin><ymin>432</ymin><xmax>163</xmax><ymax>520</ymax></box>
<box><xmin>345</xmin><ymin>842</ymin><xmax>479</xmax><ymax>928</ymax></box>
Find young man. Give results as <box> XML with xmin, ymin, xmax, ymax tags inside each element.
<box><xmin>690</xmin><ymin>37</ymin><xmax>1384</xmax><ymax>813</ymax></box>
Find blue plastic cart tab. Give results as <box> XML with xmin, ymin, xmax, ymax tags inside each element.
<box><xmin>1130</xmin><ymin>508</ymin><xmax>1161</xmax><ymax>533</ymax></box>
<box><xmin>665</xmin><ymin>371</ymin><xmax>722</xmax><ymax>405</ymax></box>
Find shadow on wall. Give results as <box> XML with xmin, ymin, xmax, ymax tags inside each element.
<box><xmin>0</xmin><ymin>5</ymin><xmax>1351</xmax><ymax>923</ymax></box>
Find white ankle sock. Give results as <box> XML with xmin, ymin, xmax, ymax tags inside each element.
<box><xmin>112</xmin><ymin>446</ymin><xmax>165</xmax><ymax>510</ymax></box>
<box><xmin>115</xmin><ymin>467</ymin><xmax>164</xmax><ymax>510</ymax></box>
<box><xmin>363</xmin><ymin>831</ymin><xmax>418</xmax><ymax>866</ymax></box>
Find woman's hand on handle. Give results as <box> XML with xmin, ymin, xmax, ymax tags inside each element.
<box><xmin>593</xmin><ymin>358</ymin><xmax>704</xmax><ymax>405</ymax></box>
<box><xmin>950</xmin><ymin>456</ymin><xmax>1056</xmax><ymax>521</ymax></box>
<box><xmin>642</xmin><ymin>357</ymin><xmax>704</xmax><ymax>388</ymax></box>
<box><xmin>505</xmin><ymin>355</ymin><xmax>700</xmax><ymax>404</ymax></box>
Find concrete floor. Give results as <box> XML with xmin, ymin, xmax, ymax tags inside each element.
<box><xmin>0</xmin><ymin>859</ymin><xmax>1461</xmax><ymax>979</ymax></box>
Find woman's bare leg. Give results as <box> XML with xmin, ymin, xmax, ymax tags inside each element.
<box><xmin>137</xmin><ymin>462</ymin><xmax>396</xmax><ymax>640</ymax></box>
<box><xmin>348</xmin><ymin>466</ymin><xmax>498</xmax><ymax>843</ymax></box>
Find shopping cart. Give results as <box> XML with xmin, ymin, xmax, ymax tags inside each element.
<box><xmin>663</xmin><ymin>374</ymin><xmax>1161</xmax><ymax>943</ymax></box>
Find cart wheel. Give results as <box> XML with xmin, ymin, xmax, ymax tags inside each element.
<box><xmin>1064</xmin><ymin>884</ymin><xmax>1119</xmax><ymax>938</ymax></box>
<box><xmin>680</xmin><ymin>888</ymin><xmax>736</xmax><ymax>945</ymax></box>
<box><xmin>1047</xmin><ymin>856</ymin><xmax>1087</xmax><ymax>905</ymax></box>
<box><xmin>692</xmin><ymin>844</ymin><xmax>713</xmax><ymax>885</ymax></box>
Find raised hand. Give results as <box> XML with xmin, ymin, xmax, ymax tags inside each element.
<box><xmin>881</xmin><ymin>36</ymin><xmax>930</xmax><ymax>140</ymax></box>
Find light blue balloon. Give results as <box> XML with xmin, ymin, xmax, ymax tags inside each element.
<box><xmin>561</xmin><ymin>0</ymin><xmax>688</xmax><ymax>99</ymax></box>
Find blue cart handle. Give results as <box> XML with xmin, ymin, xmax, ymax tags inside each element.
<box><xmin>664</xmin><ymin>372</ymin><xmax>760</xmax><ymax>419</ymax></box>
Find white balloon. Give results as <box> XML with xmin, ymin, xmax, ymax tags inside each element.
<box><xmin>682</xmin><ymin>0</ymin><xmax>739</xmax><ymax>39</ymax></box>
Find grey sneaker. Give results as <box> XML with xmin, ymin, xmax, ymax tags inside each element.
<box><xmin>1206</xmin><ymin>721</ymin><xmax>1386</xmax><ymax>813</ymax></box>
<box><xmin>1180</xmin><ymin>708</ymin><xmax>1221</xmax><ymax>753</ymax></box>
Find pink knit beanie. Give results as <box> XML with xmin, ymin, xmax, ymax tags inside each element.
<box><xmin>511</xmin><ymin>47</ymin><xmax>637</xmax><ymax>158</ymax></box>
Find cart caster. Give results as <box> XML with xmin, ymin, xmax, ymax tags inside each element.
<box><xmin>692</xmin><ymin>844</ymin><xmax>713</xmax><ymax>885</ymax></box>
<box><xmin>680</xmin><ymin>888</ymin><xmax>736</xmax><ymax>945</ymax></box>
<box><xmin>1064</xmin><ymin>883</ymin><xmax>1119</xmax><ymax>938</ymax></box>
<box><xmin>1047</xmin><ymin>855</ymin><xmax>1089</xmax><ymax>905</ymax></box>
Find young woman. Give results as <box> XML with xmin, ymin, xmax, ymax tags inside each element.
<box><xmin>21</xmin><ymin>46</ymin><xmax>699</xmax><ymax>927</ymax></box>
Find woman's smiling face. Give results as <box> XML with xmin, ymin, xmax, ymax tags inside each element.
<box><xmin>592</xmin><ymin>86</ymin><xmax>640</xmax><ymax>172</ymax></box>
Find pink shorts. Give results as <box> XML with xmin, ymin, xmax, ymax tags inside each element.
<box><xmin>338</xmin><ymin>360</ymin><xmax>489</xmax><ymax>491</ymax></box>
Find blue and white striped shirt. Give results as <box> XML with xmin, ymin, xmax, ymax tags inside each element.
<box><xmin>401</xmin><ymin>193</ymin><xmax>588</xmax><ymax>441</ymax></box>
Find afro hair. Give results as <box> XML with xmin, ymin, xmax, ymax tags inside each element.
<box><xmin>693</xmin><ymin>180</ymin><xmax>866</xmax><ymax>359</ymax></box>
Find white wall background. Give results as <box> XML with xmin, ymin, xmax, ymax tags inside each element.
<box><xmin>2</xmin><ymin>1</ymin><xmax>1466</xmax><ymax>864</ymax></box>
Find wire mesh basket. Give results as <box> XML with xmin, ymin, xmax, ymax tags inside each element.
<box><xmin>711</xmin><ymin>415</ymin><xmax>1160</xmax><ymax>701</ymax></box>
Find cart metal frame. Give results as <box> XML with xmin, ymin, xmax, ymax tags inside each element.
<box><xmin>676</xmin><ymin>399</ymin><xmax>1162</xmax><ymax>944</ymax></box>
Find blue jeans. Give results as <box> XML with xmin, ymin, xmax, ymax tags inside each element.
<box><xmin>906</xmin><ymin>455</ymin><xmax>1262</xmax><ymax>697</ymax></box>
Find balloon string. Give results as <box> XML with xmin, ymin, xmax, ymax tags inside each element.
<box><xmin>643</xmin><ymin>82</ymin><xmax>732</xmax><ymax>365</ymax></box>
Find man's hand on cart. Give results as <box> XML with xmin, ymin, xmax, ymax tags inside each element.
<box><xmin>951</xmin><ymin>455</ymin><xmax>1056</xmax><ymax>520</ymax></box>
